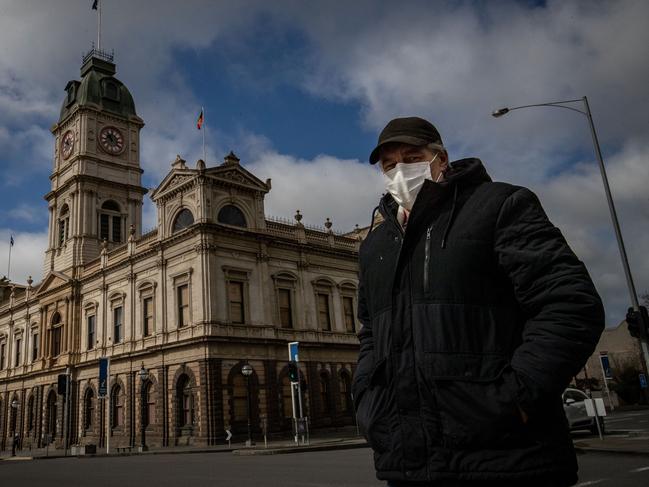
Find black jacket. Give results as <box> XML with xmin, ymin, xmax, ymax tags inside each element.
<box><xmin>353</xmin><ymin>158</ymin><xmax>605</xmax><ymax>485</ymax></box>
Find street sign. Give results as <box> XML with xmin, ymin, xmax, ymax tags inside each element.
<box><xmin>288</xmin><ymin>341</ymin><xmax>299</xmax><ymax>362</ymax></box>
<box><xmin>599</xmin><ymin>354</ymin><xmax>613</xmax><ymax>379</ymax></box>
<box><xmin>640</xmin><ymin>373</ymin><xmax>648</xmax><ymax>389</ymax></box>
<box><xmin>98</xmin><ymin>357</ymin><xmax>109</xmax><ymax>398</ymax></box>
<box><xmin>225</xmin><ymin>429</ymin><xmax>232</xmax><ymax>441</ymax></box>
<box><xmin>584</xmin><ymin>398</ymin><xmax>607</xmax><ymax>417</ymax></box>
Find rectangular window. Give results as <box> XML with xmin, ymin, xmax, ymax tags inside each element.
<box><xmin>59</xmin><ymin>220</ymin><xmax>66</xmax><ymax>246</ymax></box>
<box><xmin>113</xmin><ymin>306</ymin><xmax>123</xmax><ymax>344</ymax></box>
<box><xmin>278</xmin><ymin>289</ymin><xmax>293</xmax><ymax>328</ymax></box>
<box><xmin>0</xmin><ymin>343</ymin><xmax>5</xmax><ymax>370</ymax></box>
<box><xmin>87</xmin><ymin>315</ymin><xmax>96</xmax><ymax>350</ymax></box>
<box><xmin>52</xmin><ymin>326</ymin><xmax>62</xmax><ymax>356</ymax></box>
<box><xmin>143</xmin><ymin>297</ymin><xmax>154</xmax><ymax>336</ymax></box>
<box><xmin>317</xmin><ymin>293</ymin><xmax>331</xmax><ymax>331</ymax></box>
<box><xmin>177</xmin><ymin>285</ymin><xmax>190</xmax><ymax>327</ymax></box>
<box><xmin>228</xmin><ymin>281</ymin><xmax>244</xmax><ymax>324</ymax></box>
<box><xmin>112</xmin><ymin>215</ymin><xmax>121</xmax><ymax>242</ymax></box>
<box><xmin>100</xmin><ymin>214</ymin><xmax>110</xmax><ymax>241</ymax></box>
<box><xmin>32</xmin><ymin>333</ymin><xmax>39</xmax><ymax>361</ymax></box>
<box><xmin>343</xmin><ymin>297</ymin><xmax>355</xmax><ymax>333</ymax></box>
<box><xmin>15</xmin><ymin>338</ymin><xmax>21</xmax><ymax>366</ymax></box>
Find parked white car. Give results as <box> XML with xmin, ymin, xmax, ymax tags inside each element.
<box><xmin>562</xmin><ymin>388</ymin><xmax>605</xmax><ymax>435</ymax></box>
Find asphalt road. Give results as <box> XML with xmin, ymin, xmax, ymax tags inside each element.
<box><xmin>601</xmin><ymin>408</ymin><xmax>649</xmax><ymax>433</ymax></box>
<box><xmin>1</xmin><ymin>447</ymin><xmax>648</xmax><ymax>487</ymax></box>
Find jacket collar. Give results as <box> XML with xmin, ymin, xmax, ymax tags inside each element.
<box><xmin>376</xmin><ymin>158</ymin><xmax>492</xmax><ymax>240</ymax></box>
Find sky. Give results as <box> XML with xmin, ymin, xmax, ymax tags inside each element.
<box><xmin>0</xmin><ymin>0</ymin><xmax>648</xmax><ymax>327</ymax></box>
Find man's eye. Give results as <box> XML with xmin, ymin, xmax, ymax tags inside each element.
<box><xmin>405</xmin><ymin>156</ymin><xmax>421</xmax><ymax>163</ymax></box>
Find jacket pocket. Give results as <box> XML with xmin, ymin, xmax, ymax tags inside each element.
<box><xmin>422</xmin><ymin>352</ymin><xmax>529</xmax><ymax>449</ymax></box>
<box><xmin>355</xmin><ymin>358</ymin><xmax>395</xmax><ymax>453</ymax></box>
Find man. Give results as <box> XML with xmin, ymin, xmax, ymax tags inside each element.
<box><xmin>353</xmin><ymin>117</ymin><xmax>605</xmax><ymax>486</ymax></box>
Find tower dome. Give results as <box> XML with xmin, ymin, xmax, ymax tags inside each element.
<box><xmin>58</xmin><ymin>49</ymin><xmax>139</xmax><ymax>123</ymax></box>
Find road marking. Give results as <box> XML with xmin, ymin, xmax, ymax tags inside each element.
<box><xmin>630</xmin><ymin>466</ymin><xmax>649</xmax><ymax>472</ymax></box>
<box><xmin>575</xmin><ymin>480</ymin><xmax>608</xmax><ymax>487</ymax></box>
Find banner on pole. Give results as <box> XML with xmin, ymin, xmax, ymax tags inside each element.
<box><xmin>98</xmin><ymin>357</ymin><xmax>109</xmax><ymax>398</ymax></box>
<box><xmin>288</xmin><ymin>341</ymin><xmax>299</xmax><ymax>362</ymax></box>
<box><xmin>599</xmin><ymin>353</ymin><xmax>613</xmax><ymax>380</ymax></box>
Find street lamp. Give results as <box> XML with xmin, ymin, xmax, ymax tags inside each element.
<box><xmin>138</xmin><ymin>363</ymin><xmax>148</xmax><ymax>452</ymax></box>
<box><xmin>241</xmin><ymin>363</ymin><xmax>254</xmax><ymax>447</ymax></box>
<box><xmin>10</xmin><ymin>399</ymin><xmax>19</xmax><ymax>457</ymax></box>
<box><xmin>492</xmin><ymin>96</ymin><xmax>649</xmax><ymax>391</ymax></box>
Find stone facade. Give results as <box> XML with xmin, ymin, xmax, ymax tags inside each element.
<box><xmin>0</xmin><ymin>50</ymin><xmax>361</xmax><ymax>452</ymax></box>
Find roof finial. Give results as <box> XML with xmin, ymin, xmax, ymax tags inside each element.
<box><xmin>224</xmin><ymin>151</ymin><xmax>240</xmax><ymax>165</ymax></box>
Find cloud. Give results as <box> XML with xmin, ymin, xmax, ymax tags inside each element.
<box><xmin>248</xmin><ymin>151</ymin><xmax>384</xmax><ymax>233</ymax></box>
<box><xmin>0</xmin><ymin>202</ymin><xmax>48</xmax><ymax>225</ymax></box>
<box><xmin>0</xmin><ymin>229</ymin><xmax>48</xmax><ymax>285</ymax></box>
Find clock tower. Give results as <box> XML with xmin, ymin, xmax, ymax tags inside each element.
<box><xmin>44</xmin><ymin>48</ymin><xmax>147</xmax><ymax>277</ymax></box>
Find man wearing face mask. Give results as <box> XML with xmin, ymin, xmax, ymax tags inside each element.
<box><xmin>353</xmin><ymin>116</ymin><xmax>605</xmax><ymax>487</ymax></box>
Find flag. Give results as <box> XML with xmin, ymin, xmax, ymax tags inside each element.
<box><xmin>197</xmin><ymin>109</ymin><xmax>204</xmax><ymax>130</ymax></box>
<box><xmin>10</xmin><ymin>235</ymin><xmax>14</xmax><ymax>247</ymax></box>
<box><xmin>92</xmin><ymin>0</ymin><xmax>98</xmax><ymax>10</ymax></box>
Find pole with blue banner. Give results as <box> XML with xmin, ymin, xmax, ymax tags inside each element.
<box><xmin>599</xmin><ymin>352</ymin><xmax>615</xmax><ymax>411</ymax></box>
<box><xmin>98</xmin><ymin>357</ymin><xmax>110</xmax><ymax>453</ymax></box>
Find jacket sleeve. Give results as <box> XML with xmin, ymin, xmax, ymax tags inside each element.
<box><xmin>494</xmin><ymin>187</ymin><xmax>605</xmax><ymax>414</ymax></box>
<box><xmin>352</xmin><ymin>263</ymin><xmax>374</xmax><ymax>411</ymax></box>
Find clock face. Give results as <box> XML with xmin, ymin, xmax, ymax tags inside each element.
<box><xmin>99</xmin><ymin>126</ymin><xmax>125</xmax><ymax>155</ymax></box>
<box><xmin>61</xmin><ymin>130</ymin><xmax>74</xmax><ymax>159</ymax></box>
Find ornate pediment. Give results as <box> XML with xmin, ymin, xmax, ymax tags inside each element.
<box><xmin>35</xmin><ymin>270</ymin><xmax>72</xmax><ymax>296</ymax></box>
<box><xmin>150</xmin><ymin>168</ymin><xmax>196</xmax><ymax>202</ymax></box>
<box><xmin>207</xmin><ymin>164</ymin><xmax>270</xmax><ymax>193</ymax></box>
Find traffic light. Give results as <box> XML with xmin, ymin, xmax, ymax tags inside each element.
<box><xmin>288</xmin><ymin>361</ymin><xmax>299</xmax><ymax>382</ymax></box>
<box><xmin>626</xmin><ymin>306</ymin><xmax>649</xmax><ymax>339</ymax></box>
<box><xmin>57</xmin><ymin>374</ymin><xmax>67</xmax><ymax>396</ymax></box>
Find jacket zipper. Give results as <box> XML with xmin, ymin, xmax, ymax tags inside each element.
<box><xmin>424</xmin><ymin>224</ymin><xmax>433</xmax><ymax>293</ymax></box>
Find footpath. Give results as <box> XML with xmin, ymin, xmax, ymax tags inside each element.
<box><xmin>0</xmin><ymin>426</ymin><xmax>368</xmax><ymax>462</ymax></box>
<box><xmin>573</xmin><ymin>430</ymin><xmax>649</xmax><ymax>456</ymax></box>
<box><xmin>3</xmin><ymin>414</ymin><xmax>649</xmax><ymax>462</ymax></box>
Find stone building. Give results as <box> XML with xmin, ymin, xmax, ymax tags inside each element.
<box><xmin>0</xmin><ymin>49</ymin><xmax>361</xmax><ymax>452</ymax></box>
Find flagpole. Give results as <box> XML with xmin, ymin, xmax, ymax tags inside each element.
<box><xmin>7</xmin><ymin>237</ymin><xmax>13</xmax><ymax>281</ymax></box>
<box><xmin>98</xmin><ymin>0</ymin><xmax>102</xmax><ymax>51</ymax></box>
<box><xmin>202</xmin><ymin>106</ymin><xmax>206</xmax><ymax>162</ymax></box>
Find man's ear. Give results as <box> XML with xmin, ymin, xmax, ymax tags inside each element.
<box><xmin>439</xmin><ymin>150</ymin><xmax>449</xmax><ymax>171</ymax></box>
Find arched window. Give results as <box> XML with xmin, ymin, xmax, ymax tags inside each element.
<box><xmin>9</xmin><ymin>395</ymin><xmax>19</xmax><ymax>433</ymax></box>
<box><xmin>280</xmin><ymin>376</ymin><xmax>293</xmax><ymax>419</ymax></box>
<box><xmin>58</xmin><ymin>204</ymin><xmax>70</xmax><ymax>246</ymax></box>
<box><xmin>145</xmin><ymin>382</ymin><xmax>155</xmax><ymax>427</ymax></box>
<box><xmin>111</xmin><ymin>384</ymin><xmax>124</xmax><ymax>429</ymax></box>
<box><xmin>320</xmin><ymin>371</ymin><xmax>331</xmax><ymax>414</ymax></box>
<box><xmin>172</xmin><ymin>209</ymin><xmax>194</xmax><ymax>233</ymax></box>
<box><xmin>177</xmin><ymin>375</ymin><xmax>194</xmax><ymax>428</ymax></box>
<box><xmin>99</xmin><ymin>200</ymin><xmax>122</xmax><ymax>243</ymax></box>
<box><xmin>51</xmin><ymin>312</ymin><xmax>63</xmax><ymax>357</ymax></box>
<box><xmin>27</xmin><ymin>395</ymin><xmax>35</xmax><ymax>432</ymax></box>
<box><xmin>217</xmin><ymin>205</ymin><xmax>247</xmax><ymax>228</ymax></box>
<box><xmin>232</xmin><ymin>374</ymin><xmax>248</xmax><ymax>422</ymax></box>
<box><xmin>339</xmin><ymin>371</ymin><xmax>352</xmax><ymax>413</ymax></box>
<box><xmin>46</xmin><ymin>390</ymin><xmax>57</xmax><ymax>440</ymax></box>
<box><xmin>84</xmin><ymin>389</ymin><xmax>95</xmax><ymax>430</ymax></box>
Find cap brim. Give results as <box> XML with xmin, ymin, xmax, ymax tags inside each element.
<box><xmin>369</xmin><ymin>135</ymin><xmax>430</xmax><ymax>164</ymax></box>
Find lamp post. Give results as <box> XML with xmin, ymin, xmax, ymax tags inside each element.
<box><xmin>10</xmin><ymin>399</ymin><xmax>19</xmax><ymax>457</ymax></box>
<box><xmin>241</xmin><ymin>363</ymin><xmax>254</xmax><ymax>447</ymax></box>
<box><xmin>492</xmin><ymin>96</ymin><xmax>649</xmax><ymax>396</ymax></box>
<box><xmin>138</xmin><ymin>363</ymin><xmax>148</xmax><ymax>452</ymax></box>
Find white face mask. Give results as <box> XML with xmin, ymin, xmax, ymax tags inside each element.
<box><xmin>383</xmin><ymin>154</ymin><xmax>441</xmax><ymax>210</ymax></box>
